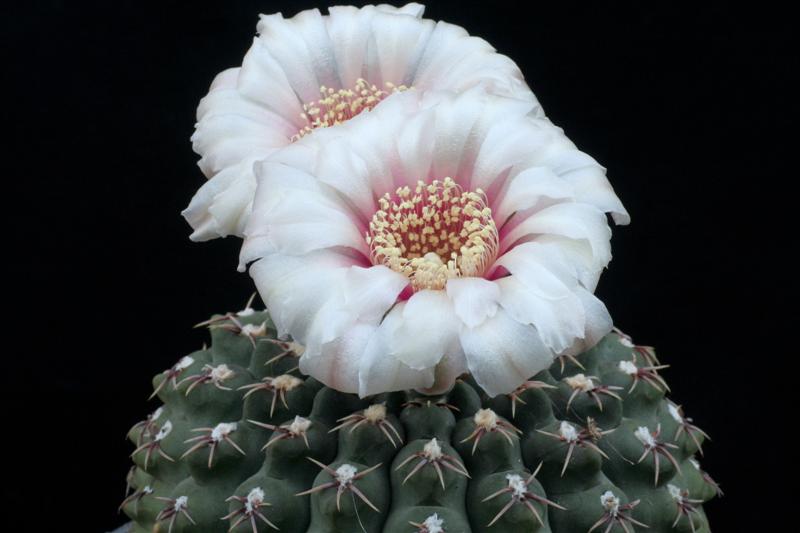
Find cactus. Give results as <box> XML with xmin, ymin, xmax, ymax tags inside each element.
<box><xmin>122</xmin><ymin>303</ymin><xmax>719</xmax><ymax>532</ymax></box>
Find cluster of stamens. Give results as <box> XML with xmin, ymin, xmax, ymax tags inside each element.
<box><xmin>330</xmin><ymin>404</ymin><xmax>404</xmax><ymax>448</ymax></box>
<box><xmin>482</xmin><ymin>465</ymin><xmax>566</xmax><ymax>527</ymax></box>
<box><xmin>394</xmin><ymin>438</ymin><xmax>470</xmax><ymax>489</ymax></box>
<box><xmin>367</xmin><ymin>178</ymin><xmax>499</xmax><ymax>291</ymax></box>
<box><xmin>293</xmin><ymin>79</ymin><xmax>407</xmax><ymax>140</ymax></box>
<box><xmin>223</xmin><ymin>487</ymin><xmax>278</xmax><ymax>532</ymax></box>
<box><xmin>297</xmin><ymin>459</ymin><xmax>382</xmax><ymax>513</ymax></box>
<box><xmin>536</xmin><ymin>419</ymin><xmax>613</xmax><ymax>476</ymax></box>
<box><xmin>460</xmin><ymin>408</ymin><xmax>521</xmax><ymax>455</ymax></box>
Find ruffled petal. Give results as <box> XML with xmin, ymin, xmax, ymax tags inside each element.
<box><xmin>446</xmin><ymin>277</ymin><xmax>500</xmax><ymax>329</ymax></box>
<box><xmin>389</xmin><ymin>290</ymin><xmax>460</xmax><ymax>370</ymax></box>
<box><xmin>182</xmin><ymin>157</ymin><xmax>258</xmax><ymax>241</ymax></box>
<box><xmin>460</xmin><ymin>309</ymin><xmax>555</xmax><ymax>397</ymax></box>
<box><xmin>358</xmin><ymin>303</ymin><xmax>436</xmax><ymax>397</ymax></box>
<box><xmin>500</xmin><ymin>203</ymin><xmax>612</xmax><ymax>269</ymax></box>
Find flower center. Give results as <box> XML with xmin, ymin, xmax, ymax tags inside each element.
<box><xmin>293</xmin><ymin>79</ymin><xmax>407</xmax><ymax>140</ymax></box>
<box><xmin>366</xmin><ymin>178</ymin><xmax>499</xmax><ymax>291</ymax></box>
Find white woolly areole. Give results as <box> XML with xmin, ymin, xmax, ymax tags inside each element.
<box><xmin>238</xmin><ymin>307</ymin><xmax>255</xmax><ymax>317</ymax></box>
<box><xmin>174</xmin><ymin>495</ymin><xmax>188</xmax><ymax>512</ymax></box>
<box><xmin>174</xmin><ymin>356</ymin><xmax>195</xmax><ymax>371</ymax></box>
<box><xmin>600</xmin><ymin>491</ymin><xmax>620</xmax><ymax>515</ymax></box>
<box><xmin>211</xmin><ymin>422</ymin><xmax>238</xmax><ymax>441</ymax></box>
<box><xmin>565</xmin><ymin>374</ymin><xmax>595</xmax><ymax>391</ymax></box>
<box><xmin>245</xmin><ymin>487</ymin><xmax>265</xmax><ymax>513</ymax></box>
<box><xmin>506</xmin><ymin>473</ymin><xmax>527</xmax><ymax>499</ymax></box>
<box><xmin>288</xmin><ymin>416</ymin><xmax>312</xmax><ymax>435</ymax></box>
<box><xmin>143</xmin><ymin>485</ymin><xmax>153</xmax><ymax>494</ymax></box>
<box><xmin>422</xmin><ymin>513</ymin><xmax>445</xmax><ymax>533</ymax></box>
<box><xmin>335</xmin><ymin>464</ymin><xmax>358</xmax><ymax>486</ymax></box>
<box><xmin>209</xmin><ymin>364</ymin><xmax>235</xmax><ymax>381</ymax></box>
<box><xmin>474</xmin><ymin>409</ymin><xmax>498</xmax><ymax>430</ymax></box>
<box><xmin>240</xmin><ymin>322</ymin><xmax>267</xmax><ymax>338</ymax></box>
<box><xmin>272</xmin><ymin>374</ymin><xmax>302</xmax><ymax>390</ymax></box>
<box><xmin>689</xmin><ymin>458</ymin><xmax>701</xmax><ymax>470</ymax></box>
<box><xmin>619</xmin><ymin>336</ymin><xmax>635</xmax><ymax>348</ymax></box>
<box><xmin>155</xmin><ymin>420</ymin><xmax>173</xmax><ymax>441</ymax></box>
<box><xmin>559</xmin><ymin>421</ymin><xmax>579</xmax><ymax>442</ymax></box>
<box><xmin>151</xmin><ymin>406</ymin><xmax>164</xmax><ymax>421</ymax></box>
<box><xmin>423</xmin><ymin>438</ymin><xmax>443</xmax><ymax>460</ymax></box>
<box><xmin>364</xmin><ymin>403</ymin><xmax>387</xmax><ymax>422</ymax></box>
<box><xmin>634</xmin><ymin>426</ymin><xmax>656</xmax><ymax>448</ymax></box>
<box><xmin>618</xmin><ymin>360</ymin><xmax>638</xmax><ymax>375</ymax></box>
<box><xmin>667</xmin><ymin>484</ymin><xmax>684</xmax><ymax>501</ymax></box>
<box><xmin>668</xmin><ymin>403</ymin><xmax>683</xmax><ymax>422</ymax></box>
<box><xmin>286</xmin><ymin>341</ymin><xmax>306</xmax><ymax>357</ymax></box>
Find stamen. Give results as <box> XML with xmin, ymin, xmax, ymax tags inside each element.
<box><xmin>293</xmin><ymin>79</ymin><xmax>407</xmax><ymax>140</ymax></box>
<box><xmin>367</xmin><ymin>178</ymin><xmax>499</xmax><ymax>291</ymax></box>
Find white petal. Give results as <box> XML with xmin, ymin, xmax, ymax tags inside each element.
<box><xmin>500</xmin><ymin>203</ymin><xmax>612</xmax><ymax>268</ymax></box>
<box><xmin>365</xmin><ymin>11</ymin><xmax>435</xmax><ymax>86</ymax></box>
<box><xmin>249</xmin><ymin>251</ymin><xmax>354</xmax><ymax>342</ymax></box>
<box><xmin>494</xmin><ymin>275</ymin><xmax>584</xmax><ymax>354</ymax></box>
<box><xmin>445</xmin><ymin>277</ymin><xmax>500</xmax><ymax>329</ymax></box>
<box><xmin>237</xmin><ymin>37</ymin><xmax>305</xmax><ymax>124</ymax></box>
<box><xmin>244</xmin><ymin>161</ymin><xmax>368</xmax><ymax>258</ymax></box>
<box><xmin>390</xmin><ymin>290</ymin><xmax>460</xmax><ymax>370</ymax></box>
<box><xmin>299</xmin><ymin>322</ymin><xmax>374</xmax><ymax>394</ymax></box>
<box><xmin>358</xmin><ymin>303</ymin><xmax>435</xmax><ymax>397</ymax></box>
<box><xmin>255</xmin><ymin>11</ymin><xmax>338</xmax><ymax>103</ymax></box>
<box><xmin>492</xmin><ymin>166</ymin><xmax>575</xmax><ymax>227</ymax></box>
<box><xmin>182</xmin><ymin>157</ymin><xmax>257</xmax><ymax>241</ymax></box>
<box><xmin>564</xmin><ymin>287</ymin><xmax>613</xmax><ymax>355</ymax></box>
<box><xmin>541</xmin><ymin>150</ymin><xmax>630</xmax><ymax>225</ymax></box>
<box><xmin>460</xmin><ymin>309</ymin><xmax>555</xmax><ymax>397</ymax></box>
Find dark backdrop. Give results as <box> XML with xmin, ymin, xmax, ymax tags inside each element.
<box><xmin>6</xmin><ymin>1</ymin><xmax>791</xmax><ymax>530</ymax></box>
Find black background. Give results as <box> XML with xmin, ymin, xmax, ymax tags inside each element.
<box><xmin>5</xmin><ymin>1</ymin><xmax>792</xmax><ymax>530</ymax></box>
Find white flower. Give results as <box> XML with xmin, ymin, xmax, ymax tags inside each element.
<box><xmin>183</xmin><ymin>3</ymin><xmax>539</xmax><ymax>241</ymax></box>
<box><xmin>241</xmin><ymin>88</ymin><xmax>628</xmax><ymax>398</ymax></box>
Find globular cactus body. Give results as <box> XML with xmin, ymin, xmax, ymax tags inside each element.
<box><xmin>123</xmin><ymin>306</ymin><xmax>718</xmax><ymax>532</ymax></box>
